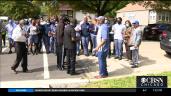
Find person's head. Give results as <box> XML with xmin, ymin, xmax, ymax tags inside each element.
<box><xmin>117</xmin><ymin>17</ymin><xmax>122</xmax><ymax>24</ymax></box>
<box><xmin>31</xmin><ymin>19</ymin><xmax>36</xmax><ymax>26</ymax></box>
<box><xmin>8</xmin><ymin>19</ymin><xmax>13</xmax><ymax>24</ymax></box>
<box><xmin>64</xmin><ymin>18</ymin><xmax>70</xmax><ymax>25</ymax></box>
<box><xmin>92</xmin><ymin>17</ymin><xmax>97</xmax><ymax>25</ymax></box>
<box><xmin>19</xmin><ymin>19</ymin><xmax>25</xmax><ymax>27</ymax></box>
<box><xmin>83</xmin><ymin>16</ymin><xmax>88</xmax><ymax>23</ymax></box>
<box><xmin>125</xmin><ymin>20</ymin><xmax>132</xmax><ymax>27</ymax></box>
<box><xmin>132</xmin><ymin>20</ymin><xmax>139</xmax><ymax>28</ymax></box>
<box><xmin>97</xmin><ymin>16</ymin><xmax>105</xmax><ymax>24</ymax></box>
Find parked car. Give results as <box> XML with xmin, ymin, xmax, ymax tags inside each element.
<box><xmin>160</xmin><ymin>24</ymin><xmax>171</xmax><ymax>55</ymax></box>
<box><xmin>143</xmin><ymin>23</ymin><xmax>171</xmax><ymax>40</ymax></box>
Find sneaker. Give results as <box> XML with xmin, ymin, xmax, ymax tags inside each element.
<box><xmin>131</xmin><ymin>65</ymin><xmax>138</xmax><ymax>68</ymax></box>
<box><xmin>70</xmin><ymin>72</ymin><xmax>80</xmax><ymax>75</ymax></box>
<box><xmin>119</xmin><ymin>57</ymin><xmax>122</xmax><ymax>60</ymax></box>
<box><xmin>94</xmin><ymin>75</ymin><xmax>108</xmax><ymax>79</ymax></box>
<box><xmin>8</xmin><ymin>51</ymin><xmax>12</xmax><ymax>54</ymax></box>
<box><xmin>114</xmin><ymin>57</ymin><xmax>119</xmax><ymax>59</ymax></box>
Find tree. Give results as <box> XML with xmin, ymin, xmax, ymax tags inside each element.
<box><xmin>132</xmin><ymin>0</ymin><xmax>171</xmax><ymax>11</ymax></box>
<box><xmin>32</xmin><ymin>0</ymin><xmax>59</xmax><ymax>17</ymax></box>
<box><xmin>60</xmin><ymin>0</ymin><xmax>130</xmax><ymax>16</ymax></box>
<box><xmin>0</xmin><ymin>0</ymin><xmax>41</xmax><ymax>20</ymax></box>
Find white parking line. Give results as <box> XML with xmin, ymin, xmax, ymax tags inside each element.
<box><xmin>42</xmin><ymin>44</ymin><xmax>50</xmax><ymax>79</ymax></box>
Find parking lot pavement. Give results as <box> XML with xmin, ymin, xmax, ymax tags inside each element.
<box><xmin>0</xmin><ymin>41</ymin><xmax>171</xmax><ymax>88</ymax></box>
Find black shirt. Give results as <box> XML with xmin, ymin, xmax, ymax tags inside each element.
<box><xmin>64</xmin><ymin>24</ymin><xmax>76</xmax><ymax>49</ymax></box>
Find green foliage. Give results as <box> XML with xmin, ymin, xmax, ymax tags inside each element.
<box><xmin>82</xmin><ymin>71</ymin><xmax>171</xmax><ymax>88</ymax></box>
<box><xmin>0</xmin><ymin>0</ymin><xmax>41</xmax><ymax>20</ymax></box>
<box><xmin>61</xmin><ymin>0</ymin><xmax>130</xmax><ymax>16</ymax></box>
<box><xmin>32</xmin><ymin>0</ymin><xmax>59</xmax><ymax>17</ymax></box>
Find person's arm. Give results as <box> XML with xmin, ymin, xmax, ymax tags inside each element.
<box><xmin>135</xmin><ymin>29</ymin><xmax>142</xmax><ymax>48</ymax></box>
<box><xmin>71</xmin><ymin>27</ymin><xmax>76</xmax><ymax>42</ymax></box>
<box><xmin>94</xmin><ymin>26</ymin><xmax>108</xmax><ymax>51</ymax></box>
<box><xmin>111</xmin><ymin>25</ymin><xmax>115</xmax><ymax>32</ymax></box>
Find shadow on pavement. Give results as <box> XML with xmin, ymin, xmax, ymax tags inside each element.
<box><xmin>139</xmin><ymin>55</ymin><xmax>156</xmax><ymax>67</ymax></box>
<box><xmin>76</xmin><ymin>58</ymin><xmax>98</xmax><ymax>74</ymax></box>
<box><xmin>109</xmin><ymin>64</ymin><xmax>133</xmax><ymax>77</ymax></box>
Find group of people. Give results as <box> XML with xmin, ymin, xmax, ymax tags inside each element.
<box><xmin>0</xmin><ymin>14</ymin><xmax>142</xmax><ymax>78</ymax></box>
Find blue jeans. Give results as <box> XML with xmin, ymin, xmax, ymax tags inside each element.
<box><xmin>132</xmin><ymin>49</ymin><xmax>139</xmax><ymax>65</ymax></box>
<box><xmin>50</xmin><ymin>37</ymin><xmax>55</xmax><ymax>53</ymax></box>
<box><xmin>81</xmin><ymin>36</ymin><xmax>89</xmax><ymax>55</ymax></box>
<box><xmin>114</xmin><ymin>39</ymin><xmax>123</xmax><ymax>57</ymax></box>
<box><xmin>97</xmin><ymin>50</ymin><xmax>108</xmax><ymax>76</ymax></box>
<box><xmin>90</xmin><ymin>34</ymin><xmax>97</xmax><ymax>54</ymax></box>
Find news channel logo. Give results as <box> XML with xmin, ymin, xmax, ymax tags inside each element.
<box><xmin>136</xmin><ymin>76</ymin><xmax>167</xmax><ymax>88</ymax></box>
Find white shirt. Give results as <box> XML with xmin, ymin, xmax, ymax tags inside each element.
<box><xmin>12</xmin><ymin>25</ymin><xmax>27</xmax><ymax>42</ymax></box>
<box><xmin>112</xmin><ymin>23</ymin><xmax>126</xmax><ymax>40</ymax></box>
<box><xmin>29</xmin><ymin>25</ymin><xmax>38</xmax><ymax>35</ymax></box>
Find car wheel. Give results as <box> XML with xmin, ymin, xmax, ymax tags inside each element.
<box><xmin>166</xmin><ymin>51</ymin><xmax>171</xmax><ymax>55</ymax></box>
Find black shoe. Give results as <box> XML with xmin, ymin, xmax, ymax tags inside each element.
<box><xmin>70</xmin><ymin>72</ymin><xmax>80</xmax><ymax>75</ymax></box>
<box><xmin>11</xmin><ymin>67</ymin><xmax>17</xmax><ymax>74</ymax></box>
<box><xmin>115</xmin><ymin>57</ymin><xmax>119</xmax><ymax>59</ymax></box>
<box><xmin>131</xmin><ymin>65</ymin><xmax>138</xmax><ymax>68</ymax></box>
<box><xmin>85</xmin><ymin>54</ymin><xmax>89</xmax><ymax>57</ymax></box>
<box><xmin>57</xmin><ymin>65</ymin><xmax>63</xmax><ymax>71</ymax></box>
<box><xmin>8</xmin><ymin>51</ymin><xmax>12</xmax><ymax>54</ymax></box>
<box><xmin>108</xmin><ymin>55</ymin><xmax>111</xmax><ymax>58</ymax></box>
<box><xmin>23</xmin><ymin>69</ymin><xmax>31</xmax><ymax>73</ymax></box>
<box><xmin>119</xmin><ymin>57</ymin><xmax>122</xmax><ymax>60</ymax></box>
<box><xmin>67</xmin><ymin>70</ymin><xmax>70</xmax><ymax>74</ymax></box>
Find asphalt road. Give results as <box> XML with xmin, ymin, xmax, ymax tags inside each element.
<box><xmin>0</xmin><ymin>46</ymin><xmax>85</xmax><ymax>82</ymax></box>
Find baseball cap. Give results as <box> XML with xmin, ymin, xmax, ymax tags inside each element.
<box><xmin>132</xmin><ymin>20</ymin><xmax>139</xmax><ymax>25</ymax></box>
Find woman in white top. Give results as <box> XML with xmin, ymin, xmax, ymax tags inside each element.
<box><xmin>28</xmin><ymin>19</ymin><xmax>39</xmax><ymax>55</ymax></box>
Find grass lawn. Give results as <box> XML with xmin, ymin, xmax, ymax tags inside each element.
<box><xmin>82</xmin><ymin>71</ymin><xmax>171</xmax><ymax>88</ymax></box>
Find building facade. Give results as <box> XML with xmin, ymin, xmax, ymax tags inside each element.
<box><xmin>116</xmin><ymin>3</ymin><xmax>171</xmax><ymax>26</ymax></box>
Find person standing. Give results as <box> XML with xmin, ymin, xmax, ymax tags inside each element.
<box><xmin>64</xmin><ymin>18</ymin><xmax>78</xmax><ymax>75</ymax></box>
<box><xmin>129</xmin><ymin>20</ymin><xmax>142</xmax><ymax>68</ymax></box>
<box><xmin>43</xmin><ymin>19</ymin><xmax>50</xmax><ymax>54</ymax></box>
<box><xmin>49</xmin><ymin>19</ymin><xmax>57</xmax><ymax>54</ymax></box>
<box><xmin>0</xmin><ymin>20</ymin><xmax>2</xmax><ymax>54</ymax></box>
<box><xmin>94</xmin><ymin>16</ymin><xmax>109</xmax><ymax>79</ymax></box>
<box><xmin>81</xmin><ymin>16</ymin><xmax>90</xmax><ymax>56</ymax></box>
<box><xmin>28</xmin><ymin>19</ymin><xmax>39</xmax><ymax>55</ymax></box>
<box><xmin>74</xmin><ymin>23</ymin><xmax>81</xmax><ymax>56</ymax></box>
<box><xmin>90</xmin><ymin>18</ymin><xmax>98</xmax><ymax>56</ymax></box>
<box><xmin>112</xmin><ymin>17</ymin><xmax>125</xmax><ymax>60</ymax></box>
<box><xmin>36</xmin><ymin>19</ymin><xmax>44</xmax><ymax>53</ymax></box>
<box><xmin>124</xmin><ymin>20</ymin><xmax>133</xmax><ymax>60</ymax></box>
<box><xmin>55</xmin><ymin>15</ymin><xmax>65</xmax><ymax>70</ymax></box>
<box><xmin>0</xmin><ymin>20</ymin><xmax>6</xmax><ymax>48</ymax></box>
<box><xmin>5</xmin><ymin>19</ymin><xmax>16</xmax><ymax>54</ymax></box>
<box><xmin>11</xmin><ymin>19</ymin><xmax>28</xmax><ymax>73</ymax></box>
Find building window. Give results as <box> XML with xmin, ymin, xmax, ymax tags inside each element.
<box><xmin>159</xmin><ymin>15</ymin><xmax>161</xmax><ymax>21</ymax></box>
<box><xmin>149</xmin><ymin>10</ymin><xmax>156</xmax><ymax>21</ymax></box>
<box><xmin>162</xmin><ymin>14</ymin><xmax>165</xmax><ymax>21</ymax></box>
